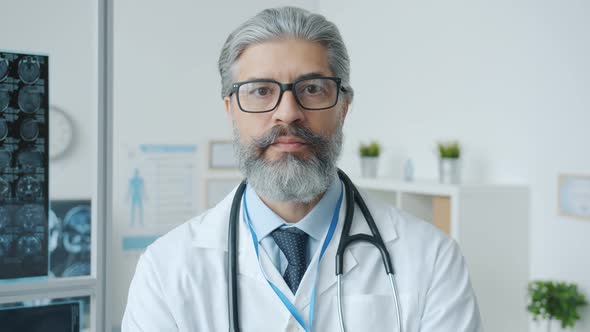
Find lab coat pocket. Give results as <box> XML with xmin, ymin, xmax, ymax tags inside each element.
<box><xmin>340</xmin><ymin>294</ymin><xmax>401</xmax><ymax>332</ymax></box>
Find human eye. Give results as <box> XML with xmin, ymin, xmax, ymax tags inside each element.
<box><xmin>252</xmin><ymin>87</ymin><xmax>270</xmax><ymax>96</ymax></box>
<box><xmin>305</xmin><ymin>84</ymin><xmax>323</xmax><ymax>95</ymax></box>
<box><xmin>298</xmin><ymin>80</ymin><xmax>328</xmax><ymax>96</ymax></box>
<box><xmin>245</xmin><ymin>82</ymin><xmax>276</xmax><ymax>98</ymax></box>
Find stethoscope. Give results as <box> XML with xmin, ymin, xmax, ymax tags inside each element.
<box><xmin>228</xmin><ymin>169</ymin><xmax>402</xmax><ymax>332</ymax></box>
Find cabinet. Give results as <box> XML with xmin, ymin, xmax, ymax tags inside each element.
<box><xmin>353</xmin><ymin>177</ymin><xmax>530</xmax><ymax>332</ymax></box>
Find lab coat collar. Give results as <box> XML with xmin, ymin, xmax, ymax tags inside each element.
<box><xmin>191</xmin><ymin>181</ymin><xmax>399</xmax><ymax>247</ymax></box>
<box><xmin>190</xmin><ymin>185</ymin><xmax>282</xmax><ymax>285</ymax></box>
<box><xmin>190</xmin><ymin>182</ymin><xmax>400</xmax><ymax>306</ymax></box>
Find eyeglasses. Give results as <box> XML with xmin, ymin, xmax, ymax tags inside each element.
<box><xmin>229</xmin><ymin>77</ymin><xmax>346</xmax><ymax>113</ymax></box>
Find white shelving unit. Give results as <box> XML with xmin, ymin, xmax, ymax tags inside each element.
<box><xmin>353</xmin><ymin>177</ymin><xmax>530</xmax><ymax>332</ymax></box>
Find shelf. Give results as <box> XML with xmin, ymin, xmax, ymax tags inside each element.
<box><xmin>353</xmin><ymin>176</ymin><xmax>530</xmax><ymax>331</ymax></box>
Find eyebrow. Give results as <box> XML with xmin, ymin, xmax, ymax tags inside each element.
<box><xmin>244</xmin><ymin>72</ymin><xmax>329</xmax><ymax>82</ymax></box>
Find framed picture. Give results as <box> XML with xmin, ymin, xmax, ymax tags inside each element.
<box><xmin>208</xmin><ymin>140</ymin><xmax>236</xmax><ymax>170</ymax></box>
<box><xmin>205</xmin><ymin>177</ymin><xmax>242</xmax><ymax>209</ymax></box>
<box><xmin>558</xmin><ymin>174</ymin><xmax>590</xmax><ymax>220</ymax></box>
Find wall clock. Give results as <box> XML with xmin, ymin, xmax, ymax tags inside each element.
<box><xmin>49</xmin><ymin>106</ymin><xmax>75</xmax><ymax>160</ymax></box>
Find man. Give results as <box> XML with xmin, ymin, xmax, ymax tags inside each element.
<box><xmin>123</xmin><ymin>7</ymin><xmax>482</xmax><ymax>331</ymax></box>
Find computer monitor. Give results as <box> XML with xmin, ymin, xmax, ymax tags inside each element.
<box><xmin>0</xmin><ymin>301</ymin><xmax>80</xmax><ymax>332</ymax></box>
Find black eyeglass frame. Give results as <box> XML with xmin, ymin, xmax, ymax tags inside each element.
<box><xmin>229</xmin><ymin>76</ymin><xmax>347</xmax><ymax>113</ymax></box>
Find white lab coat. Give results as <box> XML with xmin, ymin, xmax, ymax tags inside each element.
<box><xmin>122</xmin><ymin>186</ymin><xmax>483</xmax><ymax>331</ymax></box>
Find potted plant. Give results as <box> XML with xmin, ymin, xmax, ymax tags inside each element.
<box><xmin>527</xmin><ymin>280</ymin><xmax>588</xmax><ymax>332</ymax></box>
<box><xmin>359</xmin><ymin>141</ymin><xmax>380</xmax><ymax>178</ymax></box>
<box><xmin>437</xmin><ymin>141</ymin><xmax>461</xmax><ymax>184</ymax></box>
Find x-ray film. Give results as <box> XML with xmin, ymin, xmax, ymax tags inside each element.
<box><xmin>0</xmin><ymin>302</ymin><xmax>80</xmax><ymax>332</ymax></box>
<box><xmin>0</xmin><ymin>51</ymin><xmax>49</xmax><ymax>279</ymax></box>
<box><xmin>49</xmin><ymin>200</ymin><xmax>91</xmax><ymax>278</ymax></box>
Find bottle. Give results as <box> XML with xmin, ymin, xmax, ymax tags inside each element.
<box><xmin>403</xmin><ymin>158</ymin><xmax>414</xmax><ymax>182</ymax></box>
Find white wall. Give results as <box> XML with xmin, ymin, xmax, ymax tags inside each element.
<box><xmin>110</xmin><ymin>0</ymin><xmax>319</xmax><ymax>328</ymax></box>
<box><xmin>0</xmin><ymin>0</ymin><xmax>98</xmax><ymax>200</ymax></box>
<box><xmin>319</xmin><ymin>1</ymin><xmax>590</xmax><ymax>331</ymax></box>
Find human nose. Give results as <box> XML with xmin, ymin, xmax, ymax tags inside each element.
<box><xmin>271</xmin><ymin>90</ymin><xmax>305</xmax><ymax>124</ymax></box>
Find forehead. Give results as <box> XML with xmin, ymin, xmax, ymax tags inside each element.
<box><xmin>234</xmin><ymin>39</ymin><xmax>333</xmax><ymax>81</ymax></box>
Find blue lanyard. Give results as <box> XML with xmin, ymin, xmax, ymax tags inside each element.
<box><xmin>243</xmin><ymin>183</ymin><xmax>343</xmax><ymax>332</ymax></box>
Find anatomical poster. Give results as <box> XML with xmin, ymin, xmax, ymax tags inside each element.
<box><xmin>0</xmin><ymin>51</ymin><xmax>49</xmax><ymax>279</ymax></box>
<box><xmin>121</xmin><ymin>144</ymin><xmax>199</xmax><ymax>251</ymax></box>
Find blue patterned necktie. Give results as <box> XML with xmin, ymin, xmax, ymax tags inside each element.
<box><xmin>271</xmin><ymin>227</ymin><xmax>309</xmax><ymax>294</ymax></box>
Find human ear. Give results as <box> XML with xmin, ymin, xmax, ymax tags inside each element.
<box><xmin>224</xmin><ymin>96</ymin><xmax>231</xmax><ymax>115</ymax></box>
<box><xmin>224</xmin><ymin>96</ymin><xmax>234</xmax><ymax>124</ymax></box>
<box><xmin>340</xmin><ymin>97</ymin><xmax>350</xmax><ymax>122</ymax></box>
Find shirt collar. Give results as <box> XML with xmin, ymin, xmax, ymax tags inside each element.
<box><xmin>245</xmin><ymin>174</ymin><xmax>342</xmax><ymax>242</ymax></box>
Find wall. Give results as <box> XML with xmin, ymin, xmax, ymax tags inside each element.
<box><xmin>110</xmin><ymin>0</ymin><xmax>319</xmax><ymax>328</ymax></box>
<box><xmin>0</xmin><ymin>0</ymin><xmax>98</xmax><ymax>200</ymax></box>
<box><xmin>319</xmin><ymin>1</ymin><xmax>590</xmax><ymax>331</ymax></box>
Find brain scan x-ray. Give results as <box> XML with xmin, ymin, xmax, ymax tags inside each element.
<box><xmin>0</xmin><ymin>51</ymin><xmax>48</xmax><ymax>279</ymax></box>
<box><xmin>20</xmin><ymin>118</ymin><xmax>39</xmax><ymax>141</ymax></box>
<box><xmin>17</xmin><ymin>56</ymin><xmax>41</xmax><ymax>85</ymax></box>
<box><xmin>0</xmin><ymin>206</ymin><xmax>10</xmax><ymax>230</ymax></box>
<box><xmin>16</xmin><ymin>235</ymin><xmax>42</xmax><ymax>257</ymax></box>
<box><xmin>16</xmin><ymin>204</ymin><xmax>45</xmax><ymax>232</ymax></box>
<box><xmin>0</xmin><ymin>177</ymin><xmax>10</xmax><ymax>200</ymax></box>
<box><xmin>49</xmin><ymin>200</ymin><xmax>91</xmax><ymax>278</ymax></box>
<box><xmin>0</xmin><ymin>90</ymin><xmax>9</xmax><ymax>112</ymax></box>
<box><xmin>0</xmin><ymin>58</ymin><xmax>8</xmax><ymax>82</ymax></box>
<box><xmin>17</xmin><ymin>149</ymin><xmax>43</xmax><ymax>171</ymax></box>
<box><xmin>0</xmin><ymin>150</ymin><xmax>11</xmax><ymax>169</ymax></box>
<box><xmin>0</xmin><ymin>120</ymin><xmax>7</xmax><ymax>141</ymax></box>
<box><xmin>17</xmin><ymin>86</ymin><xmax>42</xmax><ymax>114</ymax></box>
<box><xmin>16</xmin><ymin>176</ymin><xmax>43</xmax><ymax>201</ymax></box>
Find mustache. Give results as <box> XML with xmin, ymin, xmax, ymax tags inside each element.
<box><xmin>251</xmin><ymin>123</ymin><xmax>327</xmax><ymax>149</ymax></box>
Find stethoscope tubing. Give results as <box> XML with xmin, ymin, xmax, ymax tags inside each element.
<box><xmin>335</xmin><ymin>170</ymin><xmax>402</xmax><ymax>332</ymax></box>
<box><xmin>228</xmin><ymin>169</ymin><xmax>401</xmax><ymax>332</ymax></box>
<box><xmin>228</xmin><ymin>180</ymin><xmax>247</xmax><ymax>332</ymax></box>
<box><xmin>336</xmin><ymin>170</ymin><xmax>394</xmax><ymax>276</ymax></box>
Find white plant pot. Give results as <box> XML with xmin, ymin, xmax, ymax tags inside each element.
<box><xmin>438</xmin><ymin>157</ymin><xmax>461</xmax><ymax>184</ymax></box>
<box><xmin>360</xmin><ymin>157</ymin><xmax>379</xmax><ymax>178</ymax></box>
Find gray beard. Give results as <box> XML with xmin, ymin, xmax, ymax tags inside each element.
<box><xmin>233</xmin><ymin>121</ymin><xmax>343</xmax><ymax>203</ymax></box>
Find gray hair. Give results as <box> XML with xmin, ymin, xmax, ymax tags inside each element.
<box><xmin>218</xmin><ymin>6</ymin><xmax>354</xmax><ymax>101</ymax></box>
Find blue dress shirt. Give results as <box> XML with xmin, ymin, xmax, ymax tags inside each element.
<box><xmin>245</xmin><ymin>175</ymin><xmax>342</xmax><ymax>274</ymax></box>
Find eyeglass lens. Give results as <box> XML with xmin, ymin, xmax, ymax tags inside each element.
<box><xmin>237</xmin><ymin>78</ymin><xmax>339</xmax><ymax>112</ymax></box>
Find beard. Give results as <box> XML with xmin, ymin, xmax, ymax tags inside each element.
<box><xmin>233</xmin><ymin>120</ymin><xmax>343</xmax><ymax>203</ymax></box>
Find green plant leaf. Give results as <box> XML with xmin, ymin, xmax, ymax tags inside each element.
<box><xmin>527</xmin><ymin>280</ymin><xmax>588</xmax><ymax>329</ymax></box>
<box><xmin>438</xmin><ymin>141</ymin><xmax>461</xmax><ymax>158</ymax></box>
<box><xmin>359</xmin><ymin>141</ymin><xmax>380</xmax><ymax>157</ymax></box>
